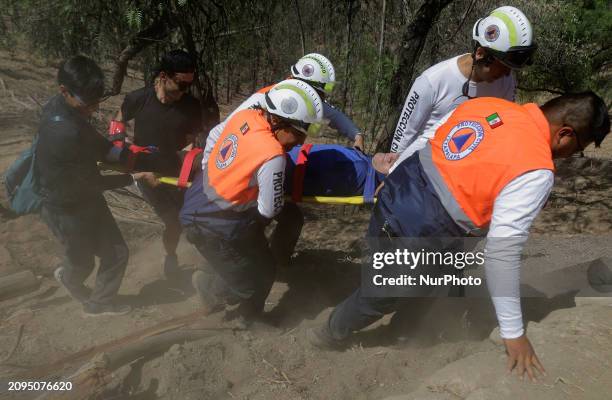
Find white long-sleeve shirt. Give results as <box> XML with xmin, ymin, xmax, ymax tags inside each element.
<box><xmin>256</xmin><ymin>155</ymin><xmax>286</xmax><ymax>219</ymax></box>
<box><xmin>390</xmin><ymin>111</ymin><xmax>554</xmax><ymax>339</ymax></box>
<box><xmin>390</xmin><ymin>54</ymin><xmax>516</xmax><ymax>154</ymax></box>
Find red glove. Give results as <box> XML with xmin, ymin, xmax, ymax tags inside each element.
<box><xmin>128</xmin><ymin>144</ymin><xmax>158</xmax><ymax>154</ymax></box>
<box><xmin>108</xmin><ymin>120</ymin><xmax>127</xmax><ymax>147</ymax></box>
<box><xmin>109</xmin><ymin>120</ymin><xmax>126</xmax><ymax>137</ymax></box>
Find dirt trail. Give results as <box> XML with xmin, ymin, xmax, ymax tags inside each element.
<box><xmin>1</xmin><ymin>50</ymin><xmax>611</xmax><ymax>399</ymax></box>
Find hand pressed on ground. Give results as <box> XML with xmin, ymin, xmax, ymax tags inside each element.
<box><xmin>504</xmin><ymin>334</ymin><xmax>546</xmax><ymax>382</ymax></box>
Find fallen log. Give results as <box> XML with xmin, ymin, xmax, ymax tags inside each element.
<box><xmin>9</xmin><ymin>308</ymin><xmax>214</xmax><ymax>380</ymax></box>
<box><xmin>36</xmin><ymin>328</ymin><xmax>221</xmax><ymax>400</ymax></box>
<box><xmin>0</xmin><ymin>270</ymin><xmax>39</xmax><ymax>301</ymax></box>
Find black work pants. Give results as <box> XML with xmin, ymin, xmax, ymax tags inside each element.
<box><xmin>327</xmin><ymin>208</ymin><xmax>465</xmax><ymax>340</ymax></box>
<box><xmin>269</xmin><ymin>202</ymin><xmax>304</xmax><ymax>264</ymax></box>
<box><xmin>186</xmin><ymin>222</ymin><xmax>276</xmax><ymax>317</ymax></box>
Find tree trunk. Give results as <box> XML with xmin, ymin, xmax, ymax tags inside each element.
<box><xmin>366</xmin><ymin>0</ymin><xmax>387</xmax><ymax>151</ymax></box>
<box><xmin>375</xmin><ymin>0</ymin><xmax>454</xmax><ymax>153</ymax></box>
<box><xmin>341</xmin><ymin>0</ymin><xmax>358</xmax><ymax>111</ymax></box>
<box><xmin>106</xmin><ymin>18</ymin><xmax>171</xmax><ymax>97</ymax></box>
<box><xmin>252</xmin><ymin>39</ymin><xmax>260</xmax><ymax>93</ymax></box>
<box><xmin>294</xmin><ymin>0</ymin><xmax>306</xmax><ymax>55</ymax></box>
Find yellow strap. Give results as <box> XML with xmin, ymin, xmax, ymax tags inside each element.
<box><xmin>159</xmin><ymin>176</ymin><xmax>185</xmax><ymax>187</ymax></box>
<box><xmin>98</xmin><ymin>164</ymin><xmax>375</xmax><ymax>205</ymax></box>
<box><xmin>157</xmin><ymin>177</ymin><xmax>373</xmax><ymax>204</ymax></box>
<box><xmin>296</xmin><ymin>195</ymin><xmax>374</xmax><ymax>205</ymax></box>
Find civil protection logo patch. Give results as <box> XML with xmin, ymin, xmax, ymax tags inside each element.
<box><xmin>442</xmin><ymin>121</ymin><xmax>484</xmax><ymax>161</ymax></box>
<box><xmin>215</xmin><ymin>134</ymin><xmax>238</xmax><ymax>169</ymax></box>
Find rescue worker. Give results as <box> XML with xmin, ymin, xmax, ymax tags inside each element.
<box><xmin>203</xmin><ymin>53</ymin><xmax>362</xmax><ymax>156</ymax></box>
<box><xmin>180</xmin><ymin>79</ymin><xmax>324</xmax><ymax>321</ymax></box>
<box><xmin>309</xmin><ymin>92</ymin><xmax>610</xmax><ymax>382</ymax></box>
<box><xmin>111</xmin><ymin>50</ymin><xmax>203</xmax><ymax>279</ymax></box>
<box><xmin>35</xmin><ymin>55</ymin><xmax>159</xmax><ymax>316</ymax></box>
<box><xmin>391</xmin><ymin>6</ymin><xmax>537</xmax><ymax>155</ymax></box>
<box><xmin>202</xmin><ymin>53</ymin><xmax>365</xmax><ymax>266</ymax></box>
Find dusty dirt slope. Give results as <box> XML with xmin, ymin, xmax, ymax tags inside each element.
<box><xmin>0</xmin><ymin>49</ymin><xmax>611</xmax><ymax>400</ymax></box>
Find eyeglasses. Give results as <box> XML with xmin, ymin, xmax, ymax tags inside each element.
<box><xmin>486</xmin><ymin>45</ymin><xmax>537</xmax><ymax>70</ymax></box>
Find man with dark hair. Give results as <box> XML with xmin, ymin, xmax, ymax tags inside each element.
<box><xmin>112</xmin><ymin>49</ymin><xmax>203</xmax><ymax>279</ymax></box>
<box><xmin>35</xmin><ymin>55</ymin><xmax>158</xmax><ymax>316</ymax></box>
<box><xmin>309</xmin><ymin>92</ymin><xmax>610</xmax><ymax>382</ymax></box>
<box><xmin>540</xmin><ymin>92</ymin><xmax>610</xmax><ymax>150</ymax></box>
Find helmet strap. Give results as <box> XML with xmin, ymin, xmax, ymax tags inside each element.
<box><xmin>460</xmin><ymin>52</ymin><xmax>478</xmax><ymax>100</ymax></box>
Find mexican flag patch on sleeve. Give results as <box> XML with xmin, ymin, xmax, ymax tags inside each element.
<box><xmin>486</xmin><ymin>113</ymin><xmax>503</xmax><ymax>128</ymax></box>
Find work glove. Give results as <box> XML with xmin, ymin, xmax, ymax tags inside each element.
<box><xmin>128</xmin><ymin>144</ymin><xmax>159</xmax><ymax>154</ymax></box>
<box><xmin>108</xmin><ymin>120</ymin><xmax>127</xmax><ymax>143</ymax></box>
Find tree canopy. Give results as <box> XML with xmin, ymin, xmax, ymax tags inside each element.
<box><xmin>1</xmin><ymin>0</ymin><xmax>609</xmax><ymax>150</ymax></box>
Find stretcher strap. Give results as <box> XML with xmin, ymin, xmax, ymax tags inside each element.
<box><xmin>291</xmin><ymin>144</ymin><xmax>313</xmax><ymax>203</ymax></box>
<box><xmin>178</xmin><ymin>148</ymin><xmax>203</xmax><ymax>188</ymax></box>
<box><xmin>156</xmin><ymin>176</ymin><xmax>374</xmax><ymax>204</ymax></box>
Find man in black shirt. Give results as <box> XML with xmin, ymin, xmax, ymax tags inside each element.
<box><xmin>113</xmin><ymin>50</ymin><xmax>203</xmax><ymax>279</ymax></box>
<box><xmin>35</xmin><ymin>55</ymin><xmax>158</xmax><ymax>316</ymax></box>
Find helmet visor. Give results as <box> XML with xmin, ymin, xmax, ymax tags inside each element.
<box><xmin>490</xmin><ymin>45</ymin><xmax>537</xmax><ymax>69</ymax></box>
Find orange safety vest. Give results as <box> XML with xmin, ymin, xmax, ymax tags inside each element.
<box><xmin>419</xmin><ymin>97</ymin><xmax>554</xmax><ymax>234</ymax></box>
<box><xmin>203</xmin><ymin>108</ymin><xmax>284</xmax><ymax>211</ymax></box>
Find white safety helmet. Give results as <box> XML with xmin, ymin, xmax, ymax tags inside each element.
<box><xmin>290</xmin><ymin>53</ymin><xmax>337</xmax><ymax>95</ymax></box>
<box><xmin>264</xmin><ymin>79</ymin><xmax>324</xmax><ymax>136</ymax></box>
<box><xmin>472</xmin><ymin>6</ymin><xmax>537</xmax><ymax>69</ymax></box>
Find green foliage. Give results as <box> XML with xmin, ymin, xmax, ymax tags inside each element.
<box><xmin>1</xmin><ymin>0</ymin><xmax>609</xmax><ymax>124</ymax></box>
<box><xmin>126</xmin><ymin>6</ymin><xmax>143</xmax><ymax>30</ymax></box>
<box><xmin>515</xmin><ymin>0</ymin><xmax>611</xmax><ymax>100</ymax></box>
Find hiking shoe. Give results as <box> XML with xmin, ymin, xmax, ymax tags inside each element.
<box><xmin>192</xmin><ymin>270</ymin><xmax>224</xmax><ymax>314</ymax></box>
<box><xmin>163</xmin><ymin>254</ymin><xmax>180</xmax><ymax>280</ymax></box>
<box><xmin>307</xmin><ymin>324</ymin><xmax>347</xmax><ymax>351</ymax></box>
<box><xmin>83</xmin><ymin>302</ymin><xmax>132</xmax><ymax>317</ymax></box>
<box><xmin>54</xmin><ymin>267</ymin><xmax>91</xmax><ymax>303</ymax></box>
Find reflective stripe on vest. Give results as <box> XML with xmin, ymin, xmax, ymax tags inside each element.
<box><xmin>419</xmin><ymin>97</ymin><xmax>554</xmax><ymax>235</ymax></box>
<box><xmin>203</xmin><ymin>108</ymin><xmax>283</xmax><ymax>213</ymax></box>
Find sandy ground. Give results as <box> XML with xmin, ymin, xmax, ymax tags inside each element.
<box><xmin>0</xmin><ymin>49</ymin><xmax>611</xmax><ymax>400</ymax></box>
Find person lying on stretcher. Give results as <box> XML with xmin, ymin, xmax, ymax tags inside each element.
<box><xmin>175</xmin><ymin>143</ymin><xmax>399</xmax><ymax>200</ymax></box>
<box><xmin>284</xmin><ymin>144</ymin><xmax>398</xmax><ymax>201</ymax></box>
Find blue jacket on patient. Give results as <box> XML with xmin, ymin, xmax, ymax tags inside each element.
<box><xmin>284</xmin><ymin>144</ymin><xmax>384</xmax><ymax>202</ymax></box>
